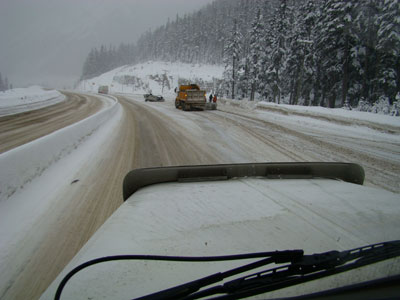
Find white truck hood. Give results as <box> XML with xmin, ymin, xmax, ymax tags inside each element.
<box><xmin>42</xmin><ymin>164</ymin><xmax>400</xmax><ymax>299</ymax></box>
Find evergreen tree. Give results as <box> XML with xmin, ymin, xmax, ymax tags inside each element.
<box><xmin>315</xmin><ymin>0</ymin><xmax>357</xmax><ymax>108</ymax></box>
<box><xmin>223</xmin><ymin>19</ymin><xmax>242</xmax><ymax>99</ymax></box>
<box><xmin>349</xmin><ymin>0</ymin><xmax>381</xmax><ymax>106</ymax></box>
<box><xmin>248</xmin><ymin>8</ymin><xmax>264</xmax><ymax>101</ymax></box>
<box><xmin>299</xmin><ymin>0</ymin><xmax>319</xmax><ymax>106</ymax></box>
<box><xmin>266</xmin><ymin>0</ymin><xmax>291</xmax><ymax>104</ymax></box>
<box><xmin>377</xmin><ymin>0</ymin><xmax>400</xmax><ymax>104</ymax></box>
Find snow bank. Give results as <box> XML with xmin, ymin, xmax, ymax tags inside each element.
<box><xmin>0</xmin><ymin>95</ymin><xmax>118</xmax><ymax>203</ymax></box>
<box><xmin>0</xmin><ymin>86</ymin><xmax>64</xmax><ymax>116</ymax></box>
<box><xmin>77</xmin><ymin>61</ymin><xmax>224</xmax><ymax>97</ymax></box>
<box><xmin>220</xmin><ymin>98</ymin><xmax>400</xmax><ymax>130</ymax></box>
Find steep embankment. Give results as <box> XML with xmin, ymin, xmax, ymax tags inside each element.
<box><xmin>77</xmin><ymin>61</ymin><xmax>224</xmax><ymax>96</ymax></box>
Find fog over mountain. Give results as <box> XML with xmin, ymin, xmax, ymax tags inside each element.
<box><xmin>0</xmin><ymin>0</ymin><xmax>213</xmax><ymax>88</ymax></box>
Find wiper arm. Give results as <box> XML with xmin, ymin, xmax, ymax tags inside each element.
<box><xmin>55</xmin><ymin>250</ymin><xmax>302</xmax><ymax>300</ymax></box>
<box><xmin>134</xmin><ymin>250</ymin><xmax>303</xmax><ymax>300</ymax></box>
<box><xmin>54</xmin><ymin>241</ymin><xmax>400</xmax><ymax>300</ymax></box>
<box><xmin>181</xmin><ymin>240</ymin><xmax>400</xmax><ymax>300</ymax></box>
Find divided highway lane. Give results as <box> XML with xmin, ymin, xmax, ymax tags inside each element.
<box><xmin>1</xmin><ymin>94</ymin><xmax>219</xmax><ymax>300</ymax></box>
<box><xmin>0</xmin><ymin>91</ymin><xmax>104</xmax><ymax>154</ymax></box>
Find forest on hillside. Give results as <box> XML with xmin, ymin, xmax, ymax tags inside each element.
<box><xmin>81</xmin><ymin>0</ymin><xmax>400</xmax><ymax>110</ymax></box>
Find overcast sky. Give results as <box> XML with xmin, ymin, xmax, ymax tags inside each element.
<box><xmin>0</xmin><ymin>0</ymin><xmax>214</xmax><ymax>88</ymax></box>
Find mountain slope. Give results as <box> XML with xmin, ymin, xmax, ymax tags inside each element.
<box><xmin>77</xmin><ymin>61</ymin><xmax>224</xmax><ymax>96</ymax></box>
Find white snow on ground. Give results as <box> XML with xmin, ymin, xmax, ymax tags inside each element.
<box><xmin>76</xmin><ymin>61</ymin><xmax>224</xmax><ymax>97</ymax></box>
<box><xmin>219</xmin><ymin>97</ymin><xmax>400</xmax><ymax>155</ymax></box>
<box><xmin>0</xmin><ymin>86</ymin><xmax>65</xmax><ymax>116</ymax></box>
<box><xmin>221</xmin><ymin>98</ymin><xmax>400</xmax><ymax>128</ymax></box>
<box><xmin>257</xmin><ymin>101</ymin><xmax>400</xmax><ymax>128</ymax></box>
<box><xmin>0</xmin><ymin>93</ymin><xmax>122</xmax><ymax>270</ymax></box>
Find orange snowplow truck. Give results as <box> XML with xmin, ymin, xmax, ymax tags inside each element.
<box><xmin>175</xmin><ymin>84</ymin><xmax>206</xmax><ymax>111</ymax></box>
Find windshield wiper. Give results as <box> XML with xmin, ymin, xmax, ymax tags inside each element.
<box><xmin>134</xmin><ymin>240</ymin><xmax>400</xmax><ymax>300</ymax></box>
<box><xmin>55</xmin><ymin>250</ymin><xmax>303</xmax><ymax>300</ymax></box>
<box><xmin>54</xmin><ymin>241</ymin><xmax>400</xmax><ymax>300</ymax></box>
<box><xmin>133</xmin><ymin>250</ymin><xmax>303</xmax><ymax>300</ymax></box>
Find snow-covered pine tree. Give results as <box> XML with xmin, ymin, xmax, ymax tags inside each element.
<box><xmin>315</xmin><ymin>0</ymin><xmax>357</xmax><ymax>108</ymax></box>
<box><xmin>81</xmin><ymin>48</ymin><xmax>98</xmax><ymax>79</ymax></box>
<box><xmin>349</xmin><ymin>0</ymin><xmax>381</xmax><ymax>106</ymax></box>
<box><xmin>376</xmin><ymin>0</ymin><xmax>400</xmax><ymax>104</ymax></box>
<box><xmin>256</xmin><ymin>1</ymin><xmax>273</xmax><ymax>101</ymax></box>
<box><xmin>235</xmin><ymin>0</ymin><xmax>255</xmax><ymax>99</ymax></box>
<box><xmin>298</xmin><ymin>0</ymin><xmax>319</xmax><ymax>106</ymax></box>
<box><xmin>266</xmin><ymin>0</ymin><xmax>291</xmax><ymax>104</ymax></box>
<box><xmin>284</xmin><ymin>1</ymin><xmax>307</xmax><ymax>105</ymax></box>
<box><xmin>248</xmin><ymin>8</ymin><xmax>264</xmax><ymax>101</ymax></box>
<box><xmin>223</xmin><ymin>19</ymin><xmax>242</xmax><ymax>99</ymax></box>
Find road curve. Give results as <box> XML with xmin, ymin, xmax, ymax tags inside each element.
<box><xmin>0</xmin><ymin>91</ymin><xmax>104</xmax><ymax>154</ymax></box>
<box><xmin>1</xmin><ymin>95</ymin><xmax>219</xmax><ymax>300</ymax></box>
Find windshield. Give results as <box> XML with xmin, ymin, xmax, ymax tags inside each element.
<box><xmin>0</xmin><ymin>1</ymin><xmax>399</xmax><ymax>300</ymax></box>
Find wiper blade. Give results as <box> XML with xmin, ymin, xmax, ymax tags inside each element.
<box><xmin>54</xmin><ymin>241</ymin><xmax>400</xmax><ymax>300</ymax></box>
<box><xmin>134</xmin><ymin>250</ymin><xmax>303</xmax><ymax>300</ymax></box>
<box><xmin>181</xmin><ymin>240</ymin><xmax>400</xmax><ymax>300</ymax></box>
<box><xmin>55</xmin><ymin>250</ymin><xmax>303</xmax><ymax>300</ymax></box>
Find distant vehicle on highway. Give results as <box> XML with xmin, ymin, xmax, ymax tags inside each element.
<box><xmin>98</xmin><ymin>86</ymin><xmax>109</xmax><ymax>94</ymax></box>
<box><xmin>144</xmin><ymin>93</ymin><xmax>164</xmax><ymax>102</ymax></box>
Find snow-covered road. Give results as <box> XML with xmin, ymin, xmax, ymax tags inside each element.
<box><xmin>0</xmin><ymin>91</ymin><xmax>104</xmax><ymax>154</ymax></box>
<box><xmin>1</xmin><ymin>92</ymin><xmax>399</xmax><ymax>300</ymax></box>
<box><xmin>127</xmin><ymin>95</ymin><xmax>400</xmax><ymax>193</ymax></box>
<box><xmin>214</xmin><ymin>105</ymin><xmax>400</xmax><ymax>193</ymax></box>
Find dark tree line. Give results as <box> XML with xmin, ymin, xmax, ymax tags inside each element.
<box><xmin>81</xmin><ymin>0</ymin><xmax>400</xmax><ymax>108</ymax></box>
<box><xmin>0</xmin><ymin>72</ymin><xmax>11</xmax><ymax>91</ymax></box>
<box><xmin>221</xmin><ymin>0</ymin><xmax>400</xmax><ymax>107</ymax></box>
<box><xmin>81</xmin><ymin>43</ymin><xmax>136</xmax><ymax>80</ymax></box>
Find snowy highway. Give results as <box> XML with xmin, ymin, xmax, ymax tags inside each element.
<box><xmin>0</xmin><ymin>92</ymin><xmax>104</xmax><ymax>154</ymax></box>
<box><xmin>213</xmin><ymin>103</ymin><xmax>400</xmax><ymax>193</ymax></box>
<box><xmin>0</xmin><ymin>92</ymin><xmax>399</xmax><ymax>300</ymax></box>
<box><xmin>125</xmin><ymin>94</ymin><xmax>400</xmax><ymax>192</ymax></box>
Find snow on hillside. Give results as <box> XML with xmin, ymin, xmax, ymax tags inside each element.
<box><xmin>0</xmin><ymin>86</ymin><xmax>64</xmax><ymax>116</ymax></box>
<box><xmin>77</xmin><ymin>61</ymin><xmax>224</xmax><ymax>96</ymax></box>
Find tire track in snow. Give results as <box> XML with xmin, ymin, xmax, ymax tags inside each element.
<box><xmin>194</xmin><ymin>109</ymin><xmax>312</xmax><ymax>162</ymax></box>
<box><xmin>215</xmin><ymin>107</ymin><xmax>400</xmax><ymax>193</ymax></box>
<box><xmin>0</xmin><ymin>92</ymin><xmax>104</xmax><ymax>154</ymax></box>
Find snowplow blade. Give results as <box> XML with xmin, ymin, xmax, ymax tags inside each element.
<box><xmin>205</xmin><ymin>102</ymin><xmax>217</xmax><ymax>110</ymax></box>
<box><xmin>123</xmin><ymin>162</ymin><xmax>364</xmax><ymax>201</ymax></box>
